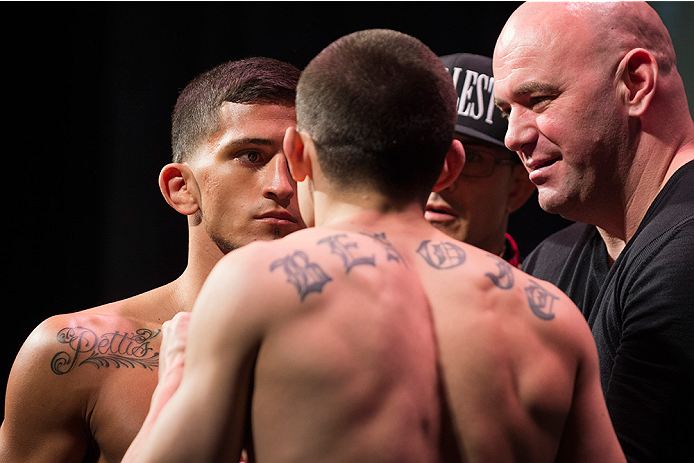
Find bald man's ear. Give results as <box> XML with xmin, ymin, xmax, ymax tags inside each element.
<box><xmin>432</xmin><ymin>139</ymin><xmax>465</xmax><ymax>192</ymax></box>
<box><xmin>618</xmin><ymin>48</ymin><xmax>657</xmax><ymax>117</ymax></box>
<box><xmin>284</xmin><ymin>126</ymin><xmax>313</xmax><ymax>182</ymax></box>
<box><xmin>506</xmin><ymin>163</ymin><xmax>536</xmax><ymax>214</ymax></box>
<box><xmin>159</xmin><ymin>163</ymin><xmax>200</xmax><ymax>216</ymax></box>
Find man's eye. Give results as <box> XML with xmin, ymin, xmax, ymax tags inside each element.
<box><xmin>466</xmin><ymin>151</ymin><xmax>483</xmax><ymax>163</ymax></box>
<box><xmin>237</xmin><ymin>151</ymin><xmax>262</xmax><ymax>163</ymax></box>
<box><xmin>529</xmin><ymin>95</ymin><xmax>552</xmax><ymax>110</ymax></box>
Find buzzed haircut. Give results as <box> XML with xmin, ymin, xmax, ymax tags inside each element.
<box><xmin>171</xmin><ymin>57</ymin><xmax>300</xmax><ymax>163</ymax></box>
<box><xmin>296</xmin><ymin>29</ymin><xmax>458</xmax><ymax>204</ymax></box>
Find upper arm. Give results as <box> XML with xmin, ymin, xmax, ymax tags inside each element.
<box><xmin>601</xmin><ymin>228</ymin><xmax>694</xmax><ymax>460</ymax></box>
<box><xmin>554</xmin><ymin>305</ymin><xmax>626</xmax><ymax>463</ymax></box>
<box><xmin>1</xmin><ymin>319</ymin><xmax>90</xmax><ymax>463</ymax></box>
<box><xmin>131</xmin><ymin>248</ymin><xmax>280</xmax><ymax>463</ymax></box>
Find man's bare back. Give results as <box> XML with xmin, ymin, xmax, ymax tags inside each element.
<box><xmin>126</xmin><ymin>208</ymin><xmax>623</xmax><ymax>463</ymax></box>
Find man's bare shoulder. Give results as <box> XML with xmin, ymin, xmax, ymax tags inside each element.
<box><xmin>10</xmin><ymin>284</ymin><xmax>175</xmax><ymax>388</ymax></box>
<box><xmin>416</xmin><ymin>235</ymin><xmax>592</xmax><ymax>353</ymax></box>
<box><xmin>2</xmin><ymin>291</ymin><xmax>171</xmax><ymax>463</ymax></box>
<box><xmin>196</xmin><ymin>226</ymin><xmax>407</xmax><ymax>326</ymax></box>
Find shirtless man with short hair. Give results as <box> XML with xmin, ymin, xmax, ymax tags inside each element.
<box><xmin>124</xmin><ymin>29</ymin><xmax>625</xmax><ymax>463</ymax></box>
<box><xmin>0</xmin><ymin>57</ymin><xmax>304</xmax><ymax>463</ymax></box>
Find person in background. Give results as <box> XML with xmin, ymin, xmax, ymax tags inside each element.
<box><xmin>426</xmin><ymin>53</ymin><xmax>535</xmax><ymax>267</ymax></box>
<box><xmin>494</xmin><ymin>2</ymin><xmax>694</xmax><ymax>461</ymax></box>
<box><xmin>0</xmin><ymin>57</ymin><xmax>304</xmax><ymax>463</ymax></box>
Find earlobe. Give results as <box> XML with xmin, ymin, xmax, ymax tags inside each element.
<box><xmin>159</xmin><ymin>163</ymin><xmax>200</xmax><ymax>216</ymax></box>
<box><xmin>618</xmin><ymin>48</ymin><xmax>657</xmax><ymax>117</ymax></box>
<box><xmin>432</xmin><ymin>139</ymin><xmax>465</xmax><ymax>192</ymax></box>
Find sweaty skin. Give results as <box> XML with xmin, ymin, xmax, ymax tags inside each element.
<box><xmin>125</xmin><ymin>133</ymin><xmax>625</xmax><ymax>462</ymax></box>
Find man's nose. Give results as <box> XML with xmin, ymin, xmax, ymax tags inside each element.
<box><xmin>263</xmin><ymin>153</ymin><xmax>295</xmax><ymax>201</ymax></box>
<box><xmin>504</xmin><ymin>108</ymin><xmax>538</xmax><ymax>156</ymax></box>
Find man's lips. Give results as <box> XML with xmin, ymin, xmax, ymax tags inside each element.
<box><xmin>424</xmin><ymin>203</ymin><xmax>457</xmax><ymax>222</ymax></box>
<box><xmin>526</xmin><ymin>156</ymin><xmax>560</xmax><ymax>184</ymax></box>
<box><xmin>256</xmin><ymin>210</ymin><xmax>299</xmax><ymax>226</ymax></box>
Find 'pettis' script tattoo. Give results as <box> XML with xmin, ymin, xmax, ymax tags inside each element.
<box><xmin>485</xmin><ymin>257</ymin><xmax>515</xmax><ymax>290</ymax></box>
<box><xmin>51</xmin><ymin>327</ymin><xmax>160</xmax><ymax>375</ymax></box>
<box><xmin>360</xmin><ymin>232</ymin><xmax>406</xmax><ymax>265</ymax></box>
<box><xmin>271</xmin><ymin>251</ymin><xmax>332</xmax><ymax>301</ymax></box>
<box><xmin>524</xmin><ymin>280</ymin><xmax>558</xmax><ymax>321</ymax></box>
<box><xmin>318</xmin><ymin>234</ymin><xmax>375</xmax><ymax>273</ymax></box>
<box><xmin>417</xmin><ymin>240</ymin><xmax>466</xmax><ymax>269</ymax></box>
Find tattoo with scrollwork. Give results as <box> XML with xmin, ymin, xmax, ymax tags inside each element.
<box><xmin>524</xmin><ymin>279</ymin><xmax>558</xmax><ymax>320</ymax></box>
<box><xmin>318</xmin><ymin>234</ymin><xmax>375</xmax><ymax>273</ymax></box>
<box><xmin>270</xmin><ymin>251</ymin><xmax>333</xmax><ymax>301</ymax></box>
<box><xmin>360</xmin><ymin>232</ymin><xmax>406</xmax><ymax>265</ymax></box>
<box><xmin>485</xmin><ymin>256</ymin><xmax>515</xmax><ymax>290</ymax></box>
<box><xmin>50</xmin><ymin>327</ymin><xmax>160</xmax><ymax>375</ymax></box>
<box><xmin>417</xmin><ymin>240</ymin><xmax>466</xmax><ymax>269</ymax></box>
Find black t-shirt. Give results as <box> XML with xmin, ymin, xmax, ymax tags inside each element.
<box><xmin>522</xmin><ymin>160</ymin><xmax>694</xmax><ymax>463</ymax></box>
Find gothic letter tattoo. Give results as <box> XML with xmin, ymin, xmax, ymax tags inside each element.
<box><xmin>270</xmin><ymin>251</ymin><xmax>333</xmax><ymax>301</ymax></box>
<box><xmin>485</xmin><ymin>257</ymin><xmax>515</xmax><ymax>290</ymax></box>
<box><xmin>524</xmin><ymin>280</ymin><xmax>558</xmax><ymax>321</ymax></box>
<box><xmin>417</xmin><ymin>240</ymin><xmax>466</xmax><ymax>269</ymax></box>
<box><xmin>318</xmin><ymin>234</ymin><xmax>375</xmax><ymax>273</ymax></box>
<box><xmin>50</xmin><ymin>327</ymin><xmax>160</xmax><ymax>375</ymax></box>
<box><xmin>360</xmin><ymin>232</ymin><xmax>406</xmax><ymax>265</ymax></box>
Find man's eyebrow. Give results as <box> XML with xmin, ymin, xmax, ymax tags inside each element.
<box><xmin>494</xmin><ymin>82</ymin><xmax>560</xmax><ymax>107</ymax></box>
<box><xmin>227</xmin><ymin>137</ymin><xmax>275</xmax><ymax>148</ymax></box>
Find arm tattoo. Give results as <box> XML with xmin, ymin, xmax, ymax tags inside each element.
<box><xmin>360</xmin><ymin>232</ymin><xmax>406</xmax><ymax>265</ymax></box>
<box><xmin>417</xmin><ymin>240</ymin><xmax>466</xmax><ymax>269</ymax></box>
<box><xmin>318</xmin><ymin>234</ymin><xmax>375</xmax><ymax>273</ymax></box>
<box><xmin>524</xmin><ymin>279</ymin><xmax>558</xmax><ymax>321</ymax></box>
<box><xmin>485</xmin><ymin>256</ymin><xmax>515</xmax><ymax>290</ymax></box>
<box><xmin>50</xmin><ymin>328</ymin><xmax>160</xmax><ymax>375</ymax></box>
<box><xmin>270</xmin><ymin>251</ymin><xmax>332</xmax><ymax>301</ymax></box>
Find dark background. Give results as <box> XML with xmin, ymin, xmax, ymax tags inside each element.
<box><xmin>3</xmin><ymin>2</ymin><xmax>692</xmax><ymax>416</ymax></box>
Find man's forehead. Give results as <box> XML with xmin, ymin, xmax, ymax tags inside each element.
<box><xmin>207</xmin><ymin>103</ymin><xmax>296</xmax><ymax>150</ymax></box>
<box><xmin>218</xmin><ymin>101</ymin><xmax>296</xmax><ymax>122</ymax></box>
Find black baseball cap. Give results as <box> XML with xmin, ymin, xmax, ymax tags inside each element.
<box><xmin>440</xmin><ymin>53</ymin><xmax>508</xmax><ymax>149</ymax></box>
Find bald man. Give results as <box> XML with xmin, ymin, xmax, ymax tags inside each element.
<box><xmin>494</xmin><ymin>2</ymin><xmax>694</xmax><ymax>461</ymax></box>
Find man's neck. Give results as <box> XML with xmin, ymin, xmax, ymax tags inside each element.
<box><xmin>595</xmin><ymin>143</ymin><xmax>694</xmax><ymax>266</ymax></box>
<box><xmin>313</xmin><ymin>189</ymin><xmax>426</xmax><ymax>230</ymax></box>
<box><xmin>596</xmin><ymin>227</ymin><xmax>626</xmax><ymax>268</ymax></box>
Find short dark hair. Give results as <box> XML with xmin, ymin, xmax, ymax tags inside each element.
<box><xmin>296</xmin><ymin>29</ymin><xmax>457</xmax><ymax>204</ymax></box>
<box><xmin>171</xmin><ymin>57</ymin><xmax>299</xmax><ymax>163</ymax></box>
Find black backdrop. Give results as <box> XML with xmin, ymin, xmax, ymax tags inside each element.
<box><xmin>5</xmin><ymin>1</ymin><xmax>689</xmax><ymax>416</ymax></box>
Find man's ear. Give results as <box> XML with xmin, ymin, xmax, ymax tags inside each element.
<box><xmin>283</xmin><ymin>126</ymin><xmax>313</xmax><ymax>182</ymax></box>
<box><xmin>432</xmin><ymin>139</ymin><xmax>465</xmax><ymax>192</ymax></box>
<box><xmin>159</xmin><ymin>163</ymin><xmax>200</xmax><ymax>216</ymax></box>
<box><xmin>617</xmin><ymin>48</ymin><xmax>657</xmax><ymax>117</ymax></box>
<box><xmin>506</xmin><ymin>163</ymin><xmax>536</xmax><ymax>214</ymax></box>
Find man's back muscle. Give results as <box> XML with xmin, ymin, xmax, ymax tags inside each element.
<box><xmin>248</xmin><ymin>227</ymin><xmax>441</xmax><ymax>462</ymax></box>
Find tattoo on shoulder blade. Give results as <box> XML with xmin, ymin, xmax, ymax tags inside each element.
<box><xmin>485</xmin><ymin>256</ymin><xmax>515</xmax><ymax>290</ymax></box>
<box><xmin>270</xmin><ymin>251</ymin><xmax>332</xmax><ymax>301</ymax></box>
<box><xmin>318</xmin><ymin>234</ymin><xmax>375</xmax><ymax>273</ymax></box>
<box><xmin>417</xmin><ymin>240</ymin><xmax>466</xmax><ymax>269</ymax></box>
<box><xmin>524</xmin><ymin>280</ymin><xmax>558</xmax><ymax>321</ymax></box>
<box><xmin>50</xmin><ymin>327</ymin><xmax>160</xmax><ymax>375</ymax></box>
<box><xmin>360</xmin><ymin>232</ymin><xmax>406</xmax><ymax>265</ymax></box>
